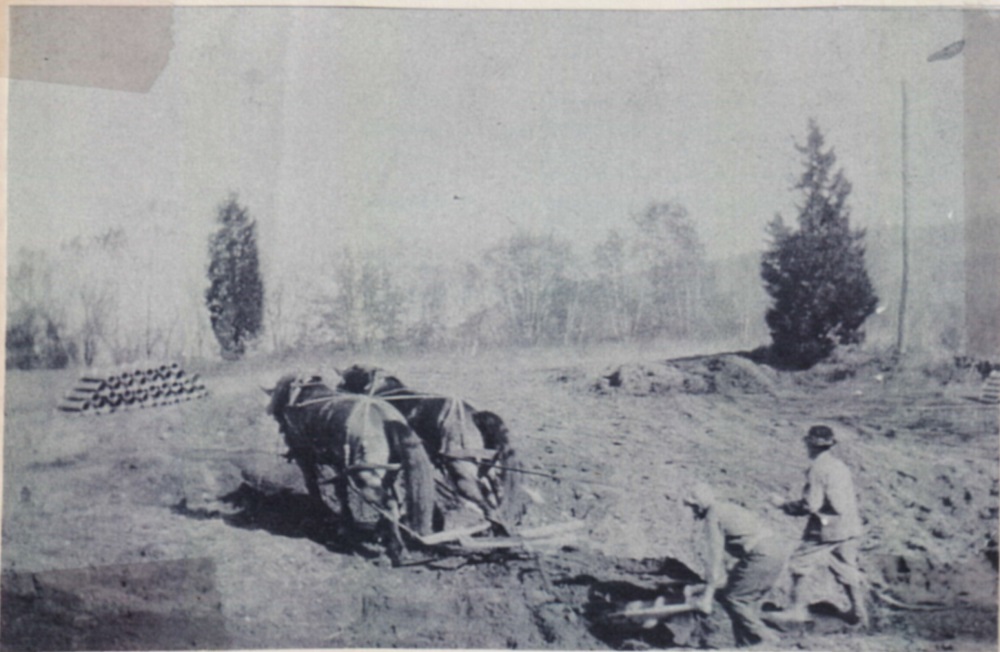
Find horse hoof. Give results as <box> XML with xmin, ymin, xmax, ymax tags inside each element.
<box><xmin>385</xmin><ymin>544</ymin><xmax>407</xmax><ymax>567</ymax></box>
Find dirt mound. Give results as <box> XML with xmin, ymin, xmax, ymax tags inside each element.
<box><xmin>593</xmin><ymin>354</ymin><xmax>775</xmax><ymax>397</ymax></box>
<box><xmin>790</xmin><ymin>346</ymin><xmax>1000</xmax><ymax>389</ymax></box>
<box><xmin>675</xmin><ymin>354</ymin><xmax>778</xmax><ymax>396</ymax></box>
<box><xmin>593</xmin><ymin>361</ymin><xmax>696</xmax><ymax>395</ymax></box>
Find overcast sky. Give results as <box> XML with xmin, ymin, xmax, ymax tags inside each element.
<box><xmin>8</xmin><ymin>8</ymin><xmax>967</xmax><ymax>294</ymax></box>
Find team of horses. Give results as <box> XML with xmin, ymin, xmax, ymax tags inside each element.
<box><xmin>263</xmin><ymin>364</ymin><xmax>520</xmax><ymax>562</ymax></box>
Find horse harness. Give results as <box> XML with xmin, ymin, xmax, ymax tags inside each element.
<box><xmin>280</xmin><ymin>377</ymin><xmax>401</xmax><ymax>476</ymax></box>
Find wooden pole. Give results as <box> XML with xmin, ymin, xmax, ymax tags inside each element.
<box><xmin>897</xmin><ymin>80</ymin><xmax>909</xmax><ymax>356</ymax></box>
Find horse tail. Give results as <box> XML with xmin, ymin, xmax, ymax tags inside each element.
<box><xmin>387</xmin><ymin>421</ymin><xmax>436</xmax><ymax>537</ymax></box>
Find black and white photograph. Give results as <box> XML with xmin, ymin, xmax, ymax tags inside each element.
<box><xmin>3</xmin><ymin>4</ymin><xmax>998</xmax><ymax>651</ymax></box>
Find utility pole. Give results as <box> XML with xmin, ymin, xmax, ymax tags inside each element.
<box><xmin>896</xmin><ymin>39</ymin><xmax>965</xmax><ymax>357</ymax></box>
<box><xmin>897</xmin><ymin>80</ymin><xmax>909</xmax><ymax>356</ymax></box>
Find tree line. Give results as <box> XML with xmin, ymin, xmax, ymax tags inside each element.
<box><xmin>8</xmin><ymin>122</ymin><xmax>879</xmax><ymax>370</ymax></box>
<box><xmin>7</xmin><ymin>228</ymin><xmax>203</xmax><ymax>370</ymax></box>
<box><xmin>205</xmin><ymin>196</ymin><xmax>747</xmax><ymax>359</ymax></box>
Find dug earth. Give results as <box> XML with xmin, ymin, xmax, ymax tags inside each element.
<box><xmin>2</xmin><ymin>348</ymin><xmax>997</xmax><ymax>651</ymax></box>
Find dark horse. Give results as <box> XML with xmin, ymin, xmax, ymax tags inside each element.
<box><xmin>263</xmin><ymin>374</ymin><xmax>436</xmax><ymax>557</ymax></box>
<box><xmin>336</xmin><ymin>365</ymin><xmax>521</xmax><ymax>533</ymax></box>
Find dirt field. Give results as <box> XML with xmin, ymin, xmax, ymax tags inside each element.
<box><xmin>2</xmin><ymin>343</ymin><xmax>997</xmax><ymax>651</ymax></box>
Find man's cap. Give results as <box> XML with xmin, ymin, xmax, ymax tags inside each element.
<box><xmin>805</xmin><ymin>425</ymin><xmax>836</xmax><ymax>448</ymax></box>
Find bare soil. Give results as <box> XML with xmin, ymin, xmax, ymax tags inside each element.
<box><xmin>2</xmin><ymin>345</ymin><xmax>997</xmax><ymax>651</ymax></box>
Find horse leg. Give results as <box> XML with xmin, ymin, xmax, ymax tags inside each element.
<box><xmin>381</xmin><ymin>499</ymin><xmax>407</xmax><ymax>567</ymax></box>
<box><xmin>293</xmin><ymin>453</ymin><xmax>328</xmax><ymax>515</ymax></box>
<box><xmin>375</xmin><ymin>469</ymin><xmax>408</xmax><ymax>563</ymax></box>
<box><xmin>479</xmin><ymin>476</ymin><xmax>500</xmax><ymax>509</ymax></box>
<box><xmin>450</xmin><ymin>460</ymin><xmax>512</xmax><ymax>536</ymax></box>
<box><xmin>334</xmin><ymin>476</ymin><xmax>355</xmax><ymax>537</ymax></box>
<box><xmin>479</xmin><ymin>448</ymin><xmax>508</xmax><ymax>508</ymax></box>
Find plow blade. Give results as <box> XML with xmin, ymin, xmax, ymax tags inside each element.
<box><xmin>602</xmin><ymin>597</ymin><xmax>698</xmax><ymax>625</ymax></box>
<box><xmin>451</xmin><ymin>519</ymin><xmax>586</xmax><ymax>552</ymax></box>
<box><xmin>416</xmin><ymin>523</ymin><xmax>493</xmax><ymax>546</ymax></box>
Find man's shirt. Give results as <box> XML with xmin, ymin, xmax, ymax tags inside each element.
<box><xmin>702</xmin><ymin>502</ymin><xmax>776</xmax><ymax>588</ymax></box>
<box><xmin>802</xmin><ymin>450</ymin><xmax>862</xmax><ymax>542</ymax></box>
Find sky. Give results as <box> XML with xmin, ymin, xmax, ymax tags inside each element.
<box><xmin>6</xmin><ymin>7</ymin><xmax>973</xmax><ymax>343</ymax></box>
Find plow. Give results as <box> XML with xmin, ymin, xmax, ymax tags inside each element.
<box><xmin>281</xmin><ymin>368</ymin><xmax>596</xmax><ymax>563</ymax></box>
<box><xmin>417</xmin><ymin>518</ymin><xmax>587</xmax><ymax>554</ymax></box>
<box><xmin>597</xmin><ymin>593</ymin><xmax>704</xmax><ymax>628</ymax></box>
<box><xmin>599</xmin><ymin>584</ymin><xmax>700</xmax><ymax>629</ymax></box>
<box><xmin>336</xmin><ymin>450</ymin><xmax>588</xmax><ymax>562</ymax></box>
<box><xmin>583</xmin><ymin>576</ymin><xmax>711</xmax><ymax>648</ymax></box>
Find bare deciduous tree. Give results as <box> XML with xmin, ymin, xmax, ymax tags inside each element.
<box><xmin>484</xmin><ymin>232</ymin><xmax>575</xmax><ymax>346</ymax></box>
<box><xmin>327</xmin><ymin>248</ymin><xmax>407</xmax><ymax>350</ymax></box>
<box><xmin>6</xmin><ymin>248</ymin><xmax>72</xmax><ymax>369</ymax></box>
<box><xmin>631</xmin><ymin>201</ymin><xmax>708</xmax><ymax>338</ymax></box>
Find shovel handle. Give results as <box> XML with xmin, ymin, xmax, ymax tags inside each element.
<box><xmin>604</xmin><ymin>601</ymin><xmax>698</xmax><ymax>622</ymax></box>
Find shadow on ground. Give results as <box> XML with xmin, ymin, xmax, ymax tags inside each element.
<box><xmin>172</xmin><ymin>483</ymin><xmax>381</xmax><ymax>559</ymax></box>
<box><xmin>1</xmin><ymin>559</ymin><xmax>229</xmax><ymax>651</ymax></box>
<box><xmin>585</xmin><ymin>578</ymin><xmax>707</xmax><ymax>649</ymax></box>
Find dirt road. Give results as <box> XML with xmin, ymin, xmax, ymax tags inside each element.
<box><xmin>2</xmin><ymin>345</ymin><xmax>997</xmax><ymax>650</ymax></box>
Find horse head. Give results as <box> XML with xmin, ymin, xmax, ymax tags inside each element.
<box><xmin>263</xmin><ymin>373</ymin><xmax>299</xmax><ymax>420</ymax></box>
<box><xmin>263</xmin><ymin>373</ymin><xmax>331</xmax><ymax>421</ymax></box>
<box><xmin>370</xmin><ymin>369</ymin><xmax>405</xmax><ymax>394</ymax></box>
<box><xmin>338</xmin><ymin>364</ymin><xmax>405</xmax><ymax>395</ymax></box>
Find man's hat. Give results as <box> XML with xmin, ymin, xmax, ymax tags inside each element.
<box><xmin>683</xmin><ymin>482</ymin><xmax>717</xmax><ymax>509</ymax></box>
<box><xmin>805</xmin><ymin>425</ymin><xmax>836</xmax><ymax>448</ymax></box>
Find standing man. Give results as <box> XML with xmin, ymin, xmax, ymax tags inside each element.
<box><xmin>771</xmin><ymin>425</ymin><xmax>868</xmax><ymax>627</ymax></box>
<box><xmin>683</xmin><ymin>483</ymin><xmax>786</xmax><ymax>647</ymax></box>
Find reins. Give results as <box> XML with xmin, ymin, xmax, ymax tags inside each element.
<box><xmin>279</xmin><ymin>373</ymin><xmax>602</xmax><ymax>484</ymax></box>
<box><xmin>286</xmin><ymin>391</ymin><xmax>458</xmax><ymax>409</ymax></box>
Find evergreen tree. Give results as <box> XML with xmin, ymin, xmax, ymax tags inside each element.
<box><xmin>205</xmin><ymin>196</ymin><xmax>264</xmax><ymax>359</ymax></box>
<box><xmin>761</xmin><ymin>121</ymin><xmax>878</xmax><ymax>368</ymax></box>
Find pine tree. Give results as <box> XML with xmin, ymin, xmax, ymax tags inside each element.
<box><xmin>205</xmin><ymin>196</ymin><xmax>264</xmax><ymax>359</ymax></box>
<box><xmin>761</xmin><ymin>121</ymin><xmax>878</xmax><ymax>369</ymax></box>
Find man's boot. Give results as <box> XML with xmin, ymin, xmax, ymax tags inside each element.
<box><xmin>765</xmin><ymin>579</ymin><xmax>811</xmax><ymax>626</ymax></box>
<box><xmin>844</xmin><ymin>584</ymin><xmax>869</xmax><ymax>628</ymax></box>
<box><xmin>766</xmin><ymin>607</ymin><xmax>811</xmax><ymax>626</ymax></box>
